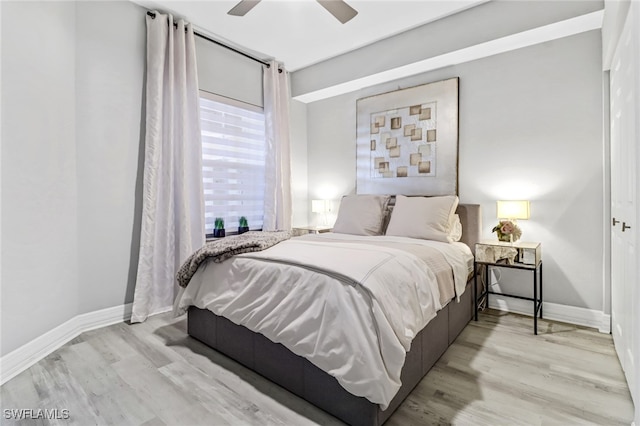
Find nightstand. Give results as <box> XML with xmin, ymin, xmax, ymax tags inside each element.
<box><xmin>474</xmin><ymin>240</ymin><xmax>543</xmax><ymax>334</ymax></box>
<box><xmin>292</xmin><ymin>226</ymin><xmax>333</xmax><ymax>236</ymax></box>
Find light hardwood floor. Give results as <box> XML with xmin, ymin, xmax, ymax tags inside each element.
<box><xmin>1</xmin><ymin>309</ymin><xmax>634</xmax><ymax>425</ymax></box>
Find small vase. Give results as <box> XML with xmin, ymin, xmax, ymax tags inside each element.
<box><xmin>498</xmin><ymin>234</ymin><xmax>511</xmax><ymax>243</ymax></box>
<box><xmin>213</xmin><ymin>229</ymin><xmax>225</xmax><ymax>238</ymax></box>
<box><xmin>238</xmin><ymin>226</ymin><xmax>249</xmax><ymax>234</ymax></box>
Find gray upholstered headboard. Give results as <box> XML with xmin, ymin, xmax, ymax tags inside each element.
<box><xmin>456</xmin><ymin>203</ymin><xmax>481</xmax><ymax>252</ymax></box>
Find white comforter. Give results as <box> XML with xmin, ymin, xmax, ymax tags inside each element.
<box><xmin>174</xmin><ymin>233</ymin><xmax>472</xmax><ymax>409</ymax></box>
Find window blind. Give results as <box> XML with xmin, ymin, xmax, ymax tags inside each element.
<box><xmin>199</xmin><ymin>91</ymin><xmax>266</xmax><ymax>235</ymax></box>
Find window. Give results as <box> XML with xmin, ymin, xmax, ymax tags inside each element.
<box><xmin>199</xmin><ymin>91</ymin><xmax>266</xmax><ymax>236</ymax></box>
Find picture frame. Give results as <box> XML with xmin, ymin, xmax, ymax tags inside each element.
<box><xmin>356</xmin><ymin>77</ymin><xmax>459</xmax><ymax>195</ymax></box>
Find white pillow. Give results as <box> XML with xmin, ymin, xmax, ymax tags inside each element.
<box><xmin>332</xmin><ymin>194</ymin><xmax>391</xmax><ymax>236</ymax></box>
<box><xmin>449</xmin><ymin>214</ymin><xmax>463</xmax><ymax>242</ymax></box>
<box><xmin>385</xmin><ymin>195</ymin><xmax>459</xmax><ymax>242</ymax></box>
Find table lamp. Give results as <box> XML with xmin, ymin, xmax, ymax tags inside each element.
<box><xmin>497</xmin><ymin>200</ymin><xmax>530</xmax><ymax>221</ymax></box>
<box><xmin>312</xmin><ymin>199</ymin><xmax>328</xmax><ymax>226</ymax></box>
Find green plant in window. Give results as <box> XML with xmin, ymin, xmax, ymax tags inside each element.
<box><xmin>213</xmin><ymin>217</ymin><xmax>225</xmax><ymax>238</ymax></box>
<box><xmin>239</xmin><ymin>216</ymin><xmax>248</xmax><ymax>228</ymax></box>
<box><xmin>238</xmin><ymin>216</ymin><xmax>249</xmax><ymax>234</ymax></box>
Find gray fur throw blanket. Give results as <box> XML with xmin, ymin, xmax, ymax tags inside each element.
<box><xmin>176</xmin><ymin>230</ymin><xmax>291</xmax><ymax>288</ymax></box>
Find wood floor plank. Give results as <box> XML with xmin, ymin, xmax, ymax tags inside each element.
<box><xmin>110</xmin><ymin>353</ymin><xmax>219</xmax><ymax>426</ymax></box>
<box><xmin>84</xmin><ymin>323</ymin><xmax>141</xmax><ymax>364</ymax></box>
<box><xmin>158</xmin><ymin>360</ymin><xmax>285</xmax><ymax>426</ymax></box>
<box><xmin>27</xmin><ymin>354</ymin><xmax>104</xmax><ymax>425</ymax></box>
<box><xmin>0</xmin><ymin>309</ymin><xmax>634</xmax><ymax>425</ymax></box>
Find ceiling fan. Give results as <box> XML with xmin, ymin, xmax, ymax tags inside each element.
<box><xmin>228</xmin><ymin>0</ymin><xmax>358</xmax><ymax>24</ymax></box>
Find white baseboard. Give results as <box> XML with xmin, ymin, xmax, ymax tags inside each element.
<box><xmin>488</xmin><ymin>296</ymin><xmax>611</xmax><ymax>333</ymax></box>
<box><xmin>0</xmin><ymin>303</ymin><xmax>133</xmax><ymax>386</ymax></box>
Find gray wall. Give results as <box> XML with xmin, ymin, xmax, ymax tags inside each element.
<box><xmin>304</xmin><ymin>30</ymin><xmax>605</xmax><ymax>311</ymax></box>
<box><xmin>75</xmin><ymin>1</ymin><xmax>146</xmax><ymax>316</ymax></box>
<box><xmin>1</xmin><ymin>0</ymin><xmax>146</xmax><ymax>356</ymax></box>
<box><xmin>2</xmin><ymin>1</ymin><xmax>80</xmax><ymax>356</ymax></box>
<box><xmin>290</xmin><ymin>100</ymin><xmax>309</xmax><ymax>227</ymax></box>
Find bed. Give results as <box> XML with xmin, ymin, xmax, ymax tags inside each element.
<box><xmin>174</xmin><ymin>196</ymin><xmax>481</xmax><ymax>426</ymax></box>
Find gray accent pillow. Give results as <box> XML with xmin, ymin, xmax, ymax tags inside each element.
<box><xmin>332</xmin><ymin>194</ymin><xmax>391</xmax><ymax>236</ymax></box>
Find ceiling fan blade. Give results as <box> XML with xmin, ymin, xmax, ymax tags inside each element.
<box><xmin>228</xmin><ymin>0</ymin><xmax>261</xmax><ymax>17</ymax></box>
<box><xmin>316</xmin><ymin>0</ymin><xmax>358</xmax><ymax>24</ymax></box>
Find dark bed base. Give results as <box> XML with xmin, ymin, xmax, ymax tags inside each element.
<box><xmin>187</xmin><ymin>281</ymin><xmax>474</xmax><ymax>426</ymax></box>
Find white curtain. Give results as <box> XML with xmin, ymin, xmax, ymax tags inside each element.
<box><xmin>263</xmin><ymin>61</ymin><xmax>293</xmax><ymax>231</ymax></box>
<box><xmin>131</xmin><ymin>12</ymin><xmax>205</xmax><ymax>323</ymax></box>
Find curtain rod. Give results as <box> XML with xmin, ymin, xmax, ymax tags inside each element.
<box><xmin>146</xmin><ymin>11</ymin><xmax>281</xmax><ymax>73</ymax></box>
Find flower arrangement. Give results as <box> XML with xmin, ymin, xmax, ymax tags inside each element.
<box><xmin>492</xmin><ymin>220</ymin><xmax>522</xmax><ymax>242</ymax></box>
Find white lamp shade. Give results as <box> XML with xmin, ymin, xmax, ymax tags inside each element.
<box><xmin>497</xmin><ymin>200</ymin><xmax>530</xmax><ymax>220</ymax></box>
<box><xmin>311</xmin><ymin>199</ymin><xmax>326</xmax><ymax>213</ymax></box>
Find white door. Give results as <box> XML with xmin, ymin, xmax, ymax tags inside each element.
<box><xmin>610</xmin><ymin>1</ymin><xmax>638</xmax><ymax>419</ymax></box>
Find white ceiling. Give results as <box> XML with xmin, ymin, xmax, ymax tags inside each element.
<box><xmin>130</xmin><ymin>0</ymin><xmax>489</xmax><ymax>71</ymax></box>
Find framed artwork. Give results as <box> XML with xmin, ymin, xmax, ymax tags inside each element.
<box><xmin>356</xmin><ymin>77</ymin><xmax>459</xmax><ymax>195</ymax></box>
